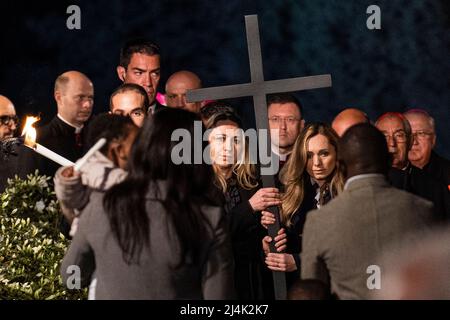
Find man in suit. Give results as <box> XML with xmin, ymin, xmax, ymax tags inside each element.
<box><xmin>35</xmin><ymin>70</ymin><xmax>94</xmax><ymax>179</ymax></box>
<box><xmin>404</xmin><ymin>109</ymin><xmax>450</xmax><ymax>186</ymax></box>
<box><xmin>116</xmin><ymin>38</ymin><xmax>163</xmax><ymax>115</ymax></box>
<box><xmin>301</xmin><ymin>123</ymin><xmax>434</xmax><ymax>299</ymax></box>
<box><xmin>375</xmin><ymin>112</ymin><xmax>449</xmax><ymax>221</ymax></box>
<box><xmin>0</xmin><ymin>95</ymin><xmax>36</xmax><ymax>192</ymax></box>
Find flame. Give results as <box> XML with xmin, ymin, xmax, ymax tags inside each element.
<box><xmin>21</xmin><ymin>116</ymin><xmax>40</xmax><ymax>148</ymax></box>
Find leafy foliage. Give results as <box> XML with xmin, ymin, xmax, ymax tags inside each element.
<box><xmin>0</xmin><ymin>171</ymin><xmax>86</xmax><ymax>299</ymax></box>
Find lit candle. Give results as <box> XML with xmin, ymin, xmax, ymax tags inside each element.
<box><xmin>21</xmin><ymin>116</ymin><xmax>74</xmax><ymax>167</ymax></box>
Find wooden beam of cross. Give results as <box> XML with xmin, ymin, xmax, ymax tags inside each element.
<box><xmin>187</xmin><ymin>14</ymin><xmax>332</xmax><ymax>300</ymax></box>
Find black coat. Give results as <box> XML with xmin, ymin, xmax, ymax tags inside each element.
<box><xmin>35</xmin><ymin>116</ymin><xmax>86</xmax><ymax>178</ymax></box>
<box><xmin>388</xmin><ymin>165</ymin><xmax>450</xmax><ymax>222</ymax></box>
<box><xmin>224</xmin><ymin>179</ymin><xmax>267</xmax><ymax>300</ymax></box>
<box><xmin>423</xmin><ymin>151</ymin><xmax>450</xmax><ymax>186</ymax></box>
<box><xmin>0</xmin><ymin>144</ymin><xmax>36</xmax><ymax>193</ymax></box>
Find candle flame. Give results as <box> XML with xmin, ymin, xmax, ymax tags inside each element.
<box><xmin>21</xmin><ymin>116</ymin><xmax>40</xmax><ymax>148</ymax></box>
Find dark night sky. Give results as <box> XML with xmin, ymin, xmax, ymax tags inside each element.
<box><xmin>0</xmin><ymin>0</ymin><xmax>449</xmax><ymax>157</ymax></box>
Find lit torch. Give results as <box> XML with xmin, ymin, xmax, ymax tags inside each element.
<box><xmin>21</xmin><ymin>116</ymin><xmax>74</xmax><ymax>167</ymax></box>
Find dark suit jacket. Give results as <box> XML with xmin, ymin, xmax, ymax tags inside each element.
<box><xmin>424</xmin><ymin>151</ymin><xmax>450</xmax><ymax>186</ymax></box>
<box><xmin>388</xmin><ymin>165</ymin><xmax>450</xmax><ymax>221</ymax></box>
<box><xmin>0</xmin><ymin>144</ymin><xmax>36</xmax><ymax>192</ymax></box>
<box><xmin>35</xmin><ymin>116</ymin><xmax>86</xmax><ymax>178</ymax></box>
<box><xmin>61</xmin><ymin>182</ymin><xmax>235</xmax><ymax>299</ymax></box>
<box><xmin>301</xmin><ymin>175</ymin><xmax>434</xmax><ymax>299</ymax></box>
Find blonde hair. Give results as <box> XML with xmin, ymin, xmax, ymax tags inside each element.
<box><xmin>280</xmin><ymin>123</ymin><xmax>344</xmax><ymax>226</ymax></box>
<box><xmin>206</xmin><ymin>110</ymin><xmax>258</xmax><ymax>193</ymax></box>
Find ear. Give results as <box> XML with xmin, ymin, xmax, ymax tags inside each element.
<box><xmin>116</xmin><ymin>66</ymin><xmax>126</xmax><ymax>82</ymax></box>
<box><xmin>54</xmin><ymin>90</ymin><xmax>62</xmax><ymax>105</ymax></box>
<box><xmin>300</xmin><ymin>119</ymin><xmax>306</xmax><ymax>131</ymax></box>
<box><xmin>431</xmin><ymin>134</ymin><xmax>436</xmax><ymax>148</ymax></box>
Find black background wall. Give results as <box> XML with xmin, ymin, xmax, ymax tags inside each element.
<box><xmin>0</xmin><ymin>0</ymin><xmax>449</xmax><ymax>157</ymax></box>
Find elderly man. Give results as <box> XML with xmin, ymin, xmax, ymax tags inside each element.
<box><xmin>165</xmin><ymin>70</ymin><xmax>203</xmax><ymax>113</ymax></box>
<box><xmin>331</xmin><ymin>108</ymin><xmax>369</xmax><ymax>137</ymax></box>
<box><xmin>404</xmin><ymin>109</ymin><xmax>450</xmax><ymax>186</ymax></box>
<box><xmin>116</xmin><ymin>39</ymin><xmax>162</xmax><ymax>115</ymax></box>
<box><xmin>110</xmin><ymin>83</ymin><xmax>149</xmax><ymax>127</ymax></box>
<box><xmin>301</xmin><ymin>123</ymin><xmax>433</xmax><ymax>299</ymax></box>
<box><xmin>0</xmin><ymin>95</ymin><xmax>35</xmax><ymax>191</ymax></box>
<box><xmin>375</xmin><ymin>112</ymin><xmax>449</xmax><ymax>221</ymax></box>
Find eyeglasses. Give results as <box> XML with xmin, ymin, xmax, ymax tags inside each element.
<box><xmin>383</xmin><ymin>131</ymin><xmax>408</xmax><ymax>143</ymax></box>
<box><xmin>412</xmin><ymin>131</ymin><xmax>434</xmax><ymax>140</ymax></box>
<box><xmin>0</xmin><ymin>115</ymin><xmax>19</xmax><ymax>126</ymax></box>
<box><xmin>268</xmin><ymin>117</ymin><xmax>301</xmax><ymax>125</ymax></box>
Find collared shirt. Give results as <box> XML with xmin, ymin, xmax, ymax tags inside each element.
<box><xmin>344</xmin><ymin>173</ymin><xmax>384</xmax><ymax>190</ymax></box>
<box><xmin>57</xmin><ymin>114</ymin><xmax>83</xmax><ymax>134</ymax></box>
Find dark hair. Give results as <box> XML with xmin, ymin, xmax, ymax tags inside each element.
<box><xmin>339</xmin><ymin>123</ymin><xmax>390</xmax><ymax>175</ymax></box>
<box><xmin>200</xmin><ymin>101</ymin><xmax>235</xmax><ymax>122</ymax></box>
<box><xmin>85</xmin><ymin>113</ymin><xmax>136</xmax><ymax>155</ymax></box>
<box><xmin>119</xmin><ymin>38</ymin><xmax>160</xmax><ymax>69</ymax></box>
<box><xmin>267</xmin><ymin>93</ymin><xmax>303</xmax><ymax>118</ymax></box>
<box><xmin>204</xmin><ymin>106</ymin><xmax>243</xmax><ymax>130</ymax></box>
<box><xmin>103</xmin><ymin>108</ymin><xmax>221</xmax><ymax>265</ymax></box>
<box><xmin>109</xmin><ymin>83</ymin><xmax>150</xmax><ymax>112</ymax></box>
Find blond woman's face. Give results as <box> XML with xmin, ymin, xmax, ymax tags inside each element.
<box><xmin>306</xmin><ymin>134</ymin><xmax>337</xmax><ymax>183</ymax></box>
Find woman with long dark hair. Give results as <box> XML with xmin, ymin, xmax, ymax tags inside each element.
<box><xmin>61</xmin><ymin>108</ymin><xmax>235</xmax><ymax>299</ymax></box>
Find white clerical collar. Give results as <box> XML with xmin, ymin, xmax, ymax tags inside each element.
<box><xmin>57</xmin><ymin>114</ymin><xmax>83</xmax><ymax>133</ymax></box>
<box><xmin>344</xmin><ymin>173</ymin><xmax>384</xmax><ymax>190</ymax></box>
<box><xmin>271</xmin><ymin>144</ymin><xmax>291</xmax><ymax>161</ymax></box>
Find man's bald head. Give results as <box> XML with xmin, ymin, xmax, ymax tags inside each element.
<box><xmin>339</xmin><ymin>123</ymin><xmax>390</xmax><ymax>179</ymax></box>
<box><xmin>54</xmin><ymin>71</ymin><xmax>94</xmax><ymax>127</ymax></box>
<box><xmin>165</xmin><ymin>70</ymin><xmax>202</xmax><ymax>113</ymax></box>
<box><xmin>0</xmin><ymin>95</ymin><xmax>17</xmax><ymax>140</ymax></box>
<box><xmin>332</xmin><ymin>108</ymin><xmax>369</xmax><ymax>137</ymax></box>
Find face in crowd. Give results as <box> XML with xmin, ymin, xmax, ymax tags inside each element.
<box><xmin>55</xmin><ymin>71</ymin><xmax>94</xmax><ymax>127</ymax></box>
<box><xmin>208</xmin><ymin>120</ymin><xmax>243</xmax><ymax>169</ymax></box>
<box><xmin>0</xmin><ymin>95</ymin><xmax>18</xmax><ymax>140</ymax></box>
<box><xmin>376</xmin><ymin>114</ymin><xmax>410</xmax><ymax>170</ymax></box>
<box><xmin>268</xmin><ymin>102</ymin><xmax>304</xmax><ymax>155</ymax></box>
<box><xmin>305</xmin><ymin>133</ymin><xmax>338</xmax><ymax>186</ymax></box>
<box><xmin>117</xmin><ymin>52</ymin><xmax>161</xmax><ymax>106</ymax></box>
<box><xmin>111</xmin><ymin>89</ymin><xmax>147</xmax><ymax>128</ymax></box>
<box><xmin>165</xmin><ymin>71</ymin><xmax>202</xmax><ymax>113</ymax></box>
<box><xmin>404</xmin><ymin>112</ymin><xmax>436</xmax><ymax>169</ymax></box>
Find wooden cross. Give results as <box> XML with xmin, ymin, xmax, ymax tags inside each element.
<box><xmin>187</xmin><ymin>14</ymin><xmax>332</xmax><ymax>300</ymax></box>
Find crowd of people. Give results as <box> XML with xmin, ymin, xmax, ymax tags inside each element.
<box><xmin>0</xmin><ymin>38</ymin><xmax>449</xmax><ymax>300</ymax></box>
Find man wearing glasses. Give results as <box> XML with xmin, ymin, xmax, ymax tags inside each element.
<box><xmin>376</xmin><ymin>112</ymin><xmax>449</xmax><ymax>222</ymax></box>
<box><xmin>404</xmin><ymin>109</ymin><xmax>450</xmax><ymax>186</ymax></box>
<box><xmin>0</xmin><ymin>95</ymin><xmax>35</xmax><ymax>192</ymax></box>
<box><xmin>267</xmin><ymin>93</ymin><xmax>305</xmax><ymax>169</ymax></box>
<box><xmin>0</xmin><ymin>95</ymin><xmax>18</xmax><ymax>141</ymax></box>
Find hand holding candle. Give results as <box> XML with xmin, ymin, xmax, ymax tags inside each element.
<box><xmin>21</xmin><ymin>116</ymin><xmax>74</xmax><ymax>167</ymax></box>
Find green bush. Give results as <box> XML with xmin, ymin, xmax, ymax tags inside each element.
<box><xmin>0</xmin><ymin>171</ymin><xmax>87</xmax><ymax>299</ymax></box>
